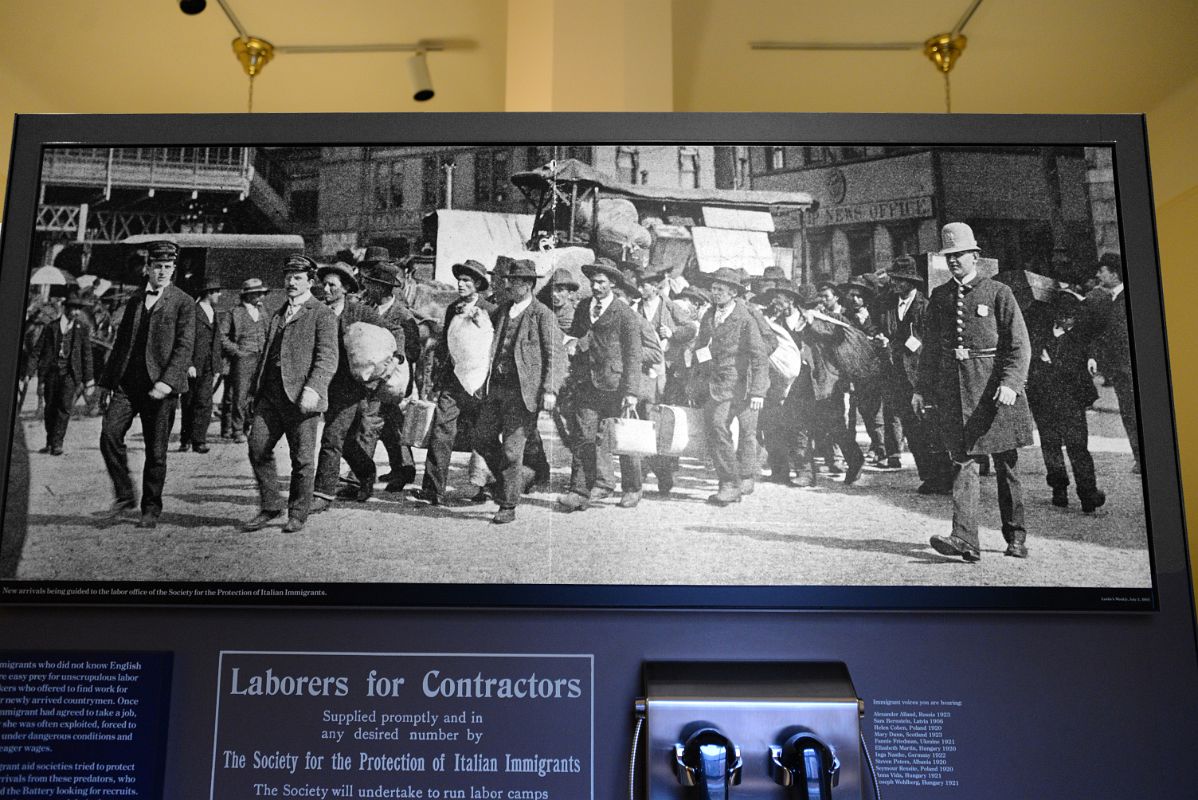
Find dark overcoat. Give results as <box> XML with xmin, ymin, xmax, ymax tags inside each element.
<box><xmin>917</xmin><ymin>275</ymin><xmax>1034</xmax><ymax>455</ymax></box>
<box><xmin>253</xmin><ymin>297</ymin><xmax>339</xmax><ymax>412</ymax></box>
<box><xmin>485</xmin><ymin>298</ymin><xmax>566</xmax><ymax>412</ymax></box>
<box><xmin>1027</xmin><ymin>317</ymin><xmax>1099</xmax><ymax>412</ymax></box>
<box><xmin>692</xmin><ymin>298</ymin><xmax>770</xmax><ymax>403</ymax></box>
<box><xmin>100</xmin><ymin>284</ymin><xmax>195</xmax><ymax>394</ymax></box>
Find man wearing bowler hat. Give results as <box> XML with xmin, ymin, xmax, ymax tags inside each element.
<box><xmin>475</xmin><ymin>259</ymin><xmax>565</xmax><ymax>523</ymax></box>
<box><xmin>1086</xmin><ymin>251</ymin><xmax>1139</xmax><ymax>473</ymax></box>
<box><xmin>180</xmin><ymin>276</ymin><xmax>223</xmax><ymax>453</ymax></box>
<box><xmin>36</xmin><ymin>293</ymin><xmax>95</xmax><ymax>456</ymax></box>
<box><xmin>220</xmin><ymin>277</ymin><xmax>270</xmax><ymax>443</ymax></box>
<box><xmin>877</xmin><ymin>256</ymin><xmax>952</xmax><ymax>492</ymax></box>
<box><xmin>359</xmin><ymin>256</ymin><xmax>421</xmax><ymax>493</ymax></box>
<box><xmin>558</xmin><ymin>257</ymin><xmax>644</xmax><ymax>511</ymax></box>
<box><xmin>242</xmin><ymin>254</ymin><xmax>339</xmax><ymax>533</ymax></box>
<box><xmin>311</xmin><ymin>261</ymin><xmax>387</xmax><ymax>513</ymax></box>
<box><xmin>414</xmin><ymin>259</ymin><xmax>496</xmax><ymax>505</ymax></box>
<box><xmin>693</xmin><ymin>267</ymin><xmax>770</xmax><ymax>506</ymax></box>
<box><xmin>98</xmin><ymin>240</ymin><xmax>195</xmax><ymax>528</ymax></box>
<box><xmin>913</xmin><ymin>222</ymin><xmax>1034</xmax><ymax>562</ymax></box>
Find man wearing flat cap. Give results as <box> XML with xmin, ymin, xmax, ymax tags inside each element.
<box><xmin>359</xmin><ymin>257</ymin><xmax>421</xmax><ymax>493</ymax></box>
<box><xmin>180</xmin><ymin>276</ymin><xmax>223</xmax><ymax>454</ymax></box>
<box><xmin>220</xmin><ymin>277</ymin><xmax>270</xmax><ymax>443</ymax></box>
<box><xmin>538</xmin><ymin>267</ymin><xmax>580</xmax><ymax>335</ymax></box>
<box><xmin>914</xmin><ymin>222</ymin><xmax>1034</xmax><ymax>562</ymax></box>
<box><xmin>693</xmin><ymin>267</ymin><xmax>770</xmax><ymax>506</ymax></box>
<box><xmin>36</xmin><ymin>294</ymin><xmax>95</xmax><ymax>456</ymax></box>
<box><xmin>242</xmin><ymin>254</ymin><xmax>339</xmax><ymax>533</ymax></box>
<box><xmin>475</xmin><ymin>259</ymin><xmax>565</xmax><ymax>523</ymax></box>
<box><xmin>98</xmin><ymin>240</ymin><xmax>195</xmax><ymax>528</ymax></box>
<box><xmin>310</xmin><ymin>262</ymin><xmax>387</xmax><ymax>513</ymax></box>
<box><xmin>414</xmin><ymin>259</ymin><xmax>496</xmax><ymax>505</ymax></box>
<box><xmin>558</xmin><ymin>257</ymin><xmax>644</xmax><ymax>511</ymax></box>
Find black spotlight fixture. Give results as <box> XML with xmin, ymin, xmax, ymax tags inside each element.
<box><xmin>178</xmin><ymin>0</ymin><xmax>207</xmax><ymax>14</ymax></box>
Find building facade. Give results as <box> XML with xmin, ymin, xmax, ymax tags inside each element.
<box><xmin>749</xmin><ymin>145</ymin><xmax>1105</xmax><ymax>285</ymax></box>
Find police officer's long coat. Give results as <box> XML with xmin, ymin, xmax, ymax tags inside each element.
<box><xmin>917</xmin><ymin>275</ymin><xmax>1034</xmax><ymax>455</ymax></box>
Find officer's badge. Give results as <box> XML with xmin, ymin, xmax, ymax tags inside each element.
<box><xmin>977</xmin><ymin>304</ymin><xmax>990</xmax><ymax>317</ymax></box>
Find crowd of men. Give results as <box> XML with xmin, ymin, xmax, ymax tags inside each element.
<box><xmin>25</xmin><ymin>224</ymin><xmax>1140</xmax><ymax>560</ymax></box>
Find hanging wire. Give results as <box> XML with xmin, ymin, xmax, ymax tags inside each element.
<box><xmin>944</xmin><ymin>71</ymin><xmax>952</xmax><ymax>114</ymax></box>
<box><xmin>248</xmin><ymin>74</ymin><xmax>255</xmax><ymax>113</ymax></box>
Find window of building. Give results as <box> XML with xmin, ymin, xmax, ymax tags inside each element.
<box><xmin>565</xmin><ymin>146</ymin><xmax>592</xmax><ymax>164</ymax></box>
<box><xmin>770</xmin><ymin>146</ymin><xmax>785</xmax><ymax>170</ymax></box>
<box><xmin>616</xmin><ymin>147</ymin><xmax>640</xmax><ymax>184</ymax></box>
<box><xmin>423</xmin><ymin>156</ymin><xmax>445</xmax><ymax>208</ymax></box>
<box><xmin>803</xmin><ymin>146</ymin><xmax>830</xmax><ymax>165</ymax></box>
<box><xmin>839</xmin><ymin>146</ymin><xmax>866</xmax><ymax>161</ymax></box>
<box><xmin>887</xmin><ymin>223</ymin><xmax>921</xmax><ymax>263</ymax></box>
<box><xmin>679</xmin><ymin>147</ymin><xmax>701</xmax><ymax>188</ymax></box>
<box><xmin>847</xmin><ymin>227</ymin><xmax>875</xmax><ymax>276</ymax></box>
<box><xmin>526</xmin><ymin>146</ymin><xmax>552</xmax><ymax>170</ymax></box>
<box><xmin>475</xmin><ymin>149</ymin><xmax>511</xmax><ymax>204</ymax></box>
<box><xmin>373</xmin><ymin>161</ymin><xmax>404</xmax><ymax>211</ymax></box>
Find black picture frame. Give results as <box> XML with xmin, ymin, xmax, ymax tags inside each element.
<box><xmin>0</xmin><ymin>112</ymin><xmax>1181</xmax><ymax>611</ymax></box>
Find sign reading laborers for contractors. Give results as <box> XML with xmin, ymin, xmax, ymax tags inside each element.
<box><xmin>211</xmin><ymin>651</ymin><xmax>593</xmax><ymax>800</ymax></box>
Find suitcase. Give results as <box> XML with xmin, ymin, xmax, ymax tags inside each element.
<box><xmin>601</xmin><ymin>411</ymin><xmax>658</xmax><ymax>457</ymax></box>
<box><xmin>401</xmin><ymin>398</ymin><xmax>436</xmax><ymax>449</ymax></box>
<box><xmin>650</xmin><ymin>404</ymin><xmax>737</xmax><ymax>458</ymax></box>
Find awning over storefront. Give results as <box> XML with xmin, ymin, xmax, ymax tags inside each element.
<box><xmin>701</xmin><ymin>207</ymin><xmax>775</xmax><ymax>232</ymax></box>
<box><xmin>122</xmin><ymin>233</ymin><xmax>306</xmax><ymax>250</ymax></box>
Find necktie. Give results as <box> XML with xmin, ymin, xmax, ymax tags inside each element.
<box><xmin>591</xmin><ymin>299</ymin><xmax>601</xmax><ymax>322</ymax></box>
<box><xmin>286</xmin><ymin>303</ymin><xmax>300</xmax><ymax>321</ymax></box>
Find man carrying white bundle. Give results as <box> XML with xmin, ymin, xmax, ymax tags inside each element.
<box><xmin>413</xmin><ymin>260</ymin><xmax>496</xmax><ymax>506</ymax></box>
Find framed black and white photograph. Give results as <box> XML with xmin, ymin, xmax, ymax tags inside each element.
<box><xmin>0</xmin><ymin>113</ymin><xmax>1173</xmax><ymax>610</ymax></box>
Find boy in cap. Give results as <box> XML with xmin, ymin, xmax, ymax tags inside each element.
<box><xmin>914</xmin><ymin>222</ymin><xmax>1034</xmax><ymax>561</ymax></box>
<box><xmin>98</xmin><ymin>240</ymin><xmax>196</xmax><ymax>528</ymax></box>
<box><xmin>242</xmin><ymin>255</ymin><xmax>339</xmax><ymax>533</ymax></box>
<box><xmin>36</xmin><ymin>294</ymin><xmax>95</xmax><ymax>456</ymax></box>
<box><xmin>220</xmin><ymin>277</ymin><xmax>270</xmax><ymax>443</ymax></box>
<box><xmin>180</xmin><ymin>277</ymin><xmax>223</xmax><ymax>453</ymax></box>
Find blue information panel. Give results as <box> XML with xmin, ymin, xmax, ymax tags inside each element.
<box><xmin>0</xmin><ymin>651</ymin><xmax>172</xmax><ymax>798</ymax></box>
<box><xmin>211</xmin><ymin>651</ymin><xmax>593</xmax><ymax>800</ymax></box>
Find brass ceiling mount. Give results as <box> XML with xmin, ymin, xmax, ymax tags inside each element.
<box><xmin>923</xmin><ymin>32</ymin><xmax>967</xmax><ymax>74</ymax></box>
<box><xmin>233</xmin><ymin>36</ymin><xmax>275</xmax><ymax>77</ymax></box>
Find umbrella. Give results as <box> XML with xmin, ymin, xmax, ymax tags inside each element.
<box><xmin>30</xmin><ymin>265</ymin><xmax>70</xmax><ymax>286</ymax></box>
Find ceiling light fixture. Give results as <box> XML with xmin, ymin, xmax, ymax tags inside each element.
<box><xmin>750</xmin><ymin>0</ymin><xmax>984</xmax><ymax>113</ymax></box>
<box><xmin>194</xmin><ymin>0</ymin><xmax>460</xmax><ymax>111</ymax></box>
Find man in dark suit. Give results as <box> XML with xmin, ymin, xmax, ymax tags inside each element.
<box><xmin>36</xmin><ymin>294</ymin><xmax>95</xmax><ymax>456</ymax></box>
<box><xmin>914</xmin><ymin>223</ymin><xmax>1034</xmax><ymax>562</ymax></box>
<box><xmin>219</xmin><ymin>278</ymin><xmax>269</xmax><ymax>443</ymax></box>
<box><xmin>311</xmin><ymin>263</ymin><xmax>386</xmax><ymax>513</ymax></box>
<box><xmin>414</xmin><ymin>260</ymin><xmax>496</xmax><ymax>506</ymax></box>
<box><xmin>1029</xmin><ymin>292</ymin><xmax>1105</xmax><ymax>512</ymax></box>
<box><xmin>98</xmin><ymin>240</ymin><xmax>196</xmax><ymax>528</ymax></box>
<box><xmin>359</xmin><ymin>257</ymin><xmax>420</xmax><ymax>493</ymax></box>
<box><xmin>180</xmin><ymin>277</ymin><xmax>223</xmax><ymax>453</ymax></box>
<box><xmin>558</xmin><ymin>257</ymin><xmax>643</xmax><ymax>511</ymax></box>
<box><xmin>242</xmin><ymin>255</ymin><xmax>339</xmax><ymax>533</ymax></box>
<box><xmin>876</xmin><ymin>258</ymin><xmax>953</xmax><ymax>492</ymax></box>
<box><xmin>694</xmin><ymin>267</ymin><xmax>770</xmax><ymax>506</ymax></box>
<box><xmin>475</xmin><ymin>259</ymin><xmax>565</xmax><ymax>524</ymax></box>
<box><xmin>1086</xmin><ymin>252</ymin><xmax>1139</xmax><ymax>473</ymax></box>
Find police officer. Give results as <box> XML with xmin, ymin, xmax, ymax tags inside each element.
<box><xmin>913</xmin><ymin>223</ymin><xmax>1034</xmax><ymax>562</ymax></box>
